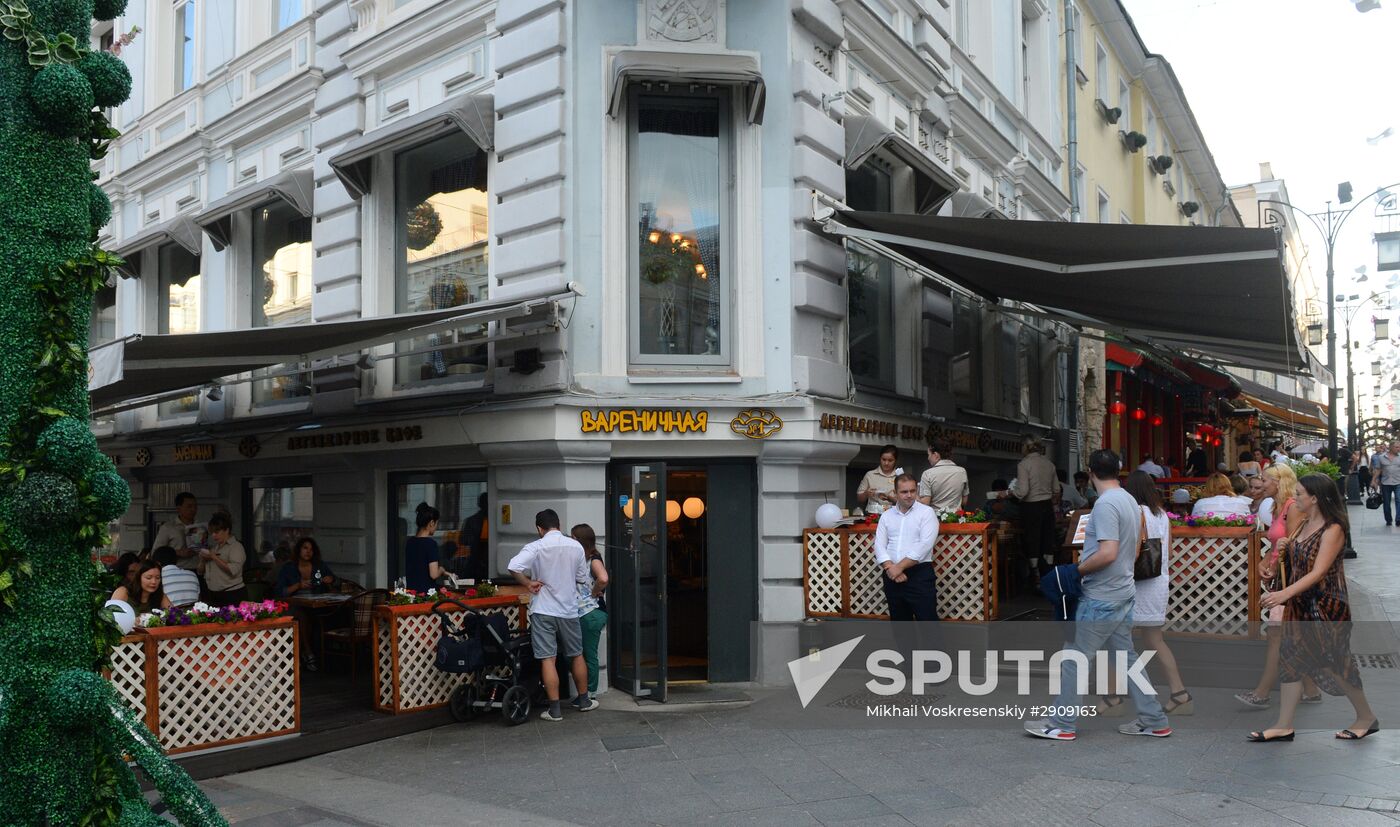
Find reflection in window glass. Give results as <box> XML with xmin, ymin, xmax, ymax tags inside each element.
<box><xmin>394</xmin><ymin>135</ymin><xmax>489</xmax><ymax>385</ymax></box>
<box><xmin>175</xmin><ymin>0</ymin><xmax>195</xmax><ymax>92</ymax></box>
<box><xmin>845</xmin><ymin>161</ymin><xmax>896</xmax><ymax>391</ymax></box>
<box><xmin>249</xmin><ymin>484</ymin><xmax>313</xmax><ymax>564</ymax></box>
<box><xmin>276</xmin><ymin>0</ymin><xmax>301</xmax><ymax>30</ymax></box>
<box><xmin>252</xmin><ymin>200</ymin><xmax>313</xmax><ymax>404</ymax></box>
<box><xmin>90</xmin><ymin>283</ymin><xmax>117</xmax><ymax>345</ymax></box>
<box><xmin>632</xmin><ymin>92</ymin><xmax>725</xmax><ymax>361</ymax></box>
<box><xmin>952</xmin><ymin>293</ymin><xmax>982</xmax><ymax>409</ymax></box>
<box><xmin>158</xmin><ymin>243</ymin><xmax>201</xmax><ymax>416</ymax></box>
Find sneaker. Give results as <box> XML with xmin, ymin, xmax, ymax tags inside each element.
<box><xmin>1023</xmin><ymin>719</ymin><xmax>1075</xmax><ymax>741</ymax></box>
<box><xmin>1234</xmin><ymin>691</ymin><xmax>1270</xmax><ymax>709</ymax></box>
<box><xmin>1118</xmin><ymin>719</ymin><xmax>1172</xmax><ymax>738</ymax></box>
<box><xmin>540</xmin><ymin>709</ymin><xmax>564</xmax><ymax>723</ymax></box>
<box><xmin>571</xmin><ymin>697</ymin><xmax>600</xmax><ymax>711</ymax></box>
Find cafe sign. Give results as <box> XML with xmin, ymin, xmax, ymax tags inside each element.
<box><xmin>927</xmin><ymin>423</ymin><xmax>1025</xmax><ymax>456</ymax></box>
<box><xmin>820</xmin><ymin>413</ymin><xmax>927</xmax><ymax>441</ymax></box>
<box><xmin>173</xmin><ymin>443</ymin><xmax>215</xmax><ymax>462</ymax></box>
<box><xmin>286</xmin><ymin>426</ymin><xmax>424</xmax><ymax>451</ymax></box>
<box><xmin>579</xmin><ymin>409</ymin><xmax>708</xmax><ymax>434</ymax></box>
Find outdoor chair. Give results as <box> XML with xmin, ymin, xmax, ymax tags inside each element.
<box><xmin>322</xmin><ymin>588</ymin><xmax>388</xmax><ymax>681</ymax></box>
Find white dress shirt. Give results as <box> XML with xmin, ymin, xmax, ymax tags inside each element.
<box><xmin>873</xmin><ymin>501</ymin><xmax>939</xmax><ymax>567</ymax></box>
<box><xmin>507</xmin><ymin>529</ymin><xmax>589</xmax><ymax>619</ymax></box>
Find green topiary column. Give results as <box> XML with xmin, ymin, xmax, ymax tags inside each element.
<box><xmin>0</xmin><ymin>2</ymin><xmax>224</xmax><ymax>824</ymax></box>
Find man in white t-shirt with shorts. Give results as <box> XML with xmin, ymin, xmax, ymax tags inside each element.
<box><xmin>508</xmin><ymin>508</ymin><xmax>598</xmax><ymax>722</ymax></box>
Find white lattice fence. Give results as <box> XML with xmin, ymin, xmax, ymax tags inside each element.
<box><xmin>377</xmin><ymin>602</ymin><xmax>524</xmax><ymax>713</ymax></box>
<box><xmin>152</xmin><ymin>621</ymin><xmax>298</xmax><ymax>753</ymax></box>
<box><xmin>1167</xmin><ymin>530</ymin><xmax>1255</xmax><ymax>637</ymax></box>
<box><xmin>376</xmin><ymin>620</ymin><xmax>393</xmax><ymax>708</ymax></box>
<box><xmin>803</xmin><ymin>531</ymin><xmax>843</xmax><ymax>616</ymax></box>
<box><xmin>107</xmin><ymin>637</ymin><xmax>147</xmax><ymax>718</ymax></box>
<box><xmin>803</xmin><ymin>528</ymin><xmax>995</xmax><ymax>621</ymax></box>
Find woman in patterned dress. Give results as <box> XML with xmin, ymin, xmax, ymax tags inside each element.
<box><xmin>1249</xmin><ymin>474</ymin><xmax>1379</xmax><ymax>742</ymax></box>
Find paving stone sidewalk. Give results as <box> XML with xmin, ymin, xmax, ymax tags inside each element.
<box><xmin>203</xmin><ymin>509</ymin><xmax>1400</xmax><ymax>826</ymax></box>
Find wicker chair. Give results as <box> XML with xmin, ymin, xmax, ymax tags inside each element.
<box><xmin>322</xmin><ymin>588</ymin><xmax>387</xmax><ymax>680</ymax></box>
<box><xmin>337</xmin><ymin>578</ymin><xmax>363</xmax><ymax>594</ymax></box>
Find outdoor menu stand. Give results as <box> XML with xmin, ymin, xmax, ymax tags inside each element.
<box><xmin>372</xmin><ymin>594</ymin><xmax>528</xmax><ymax>714</ymax></box>
<box><xmin>104</xmin><ymin>617</ymin><xmax>300</xmax><ymax>754</ymax></box>
<box><xmin>803</xmin><ymin>523</ymin><xmax>1000</xmax><ymax>621</ymax></box>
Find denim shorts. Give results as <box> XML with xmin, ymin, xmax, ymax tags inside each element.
<box><xmin>530</xmin><ymin>613</ymin><xmax>583</xmax><ymax>659</ymax></box>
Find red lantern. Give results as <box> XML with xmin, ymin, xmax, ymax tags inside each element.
<box><xmin>1109</xmin><ymin>401</ymin><xmax>1127</xmax><ymax>416</ymax></box>
<box><xmin>1212</xmin><ymin>437</ymin><xmax>1222</xmax><ymax>446</ymax></box>
<box><xmin>1131</xmin><ymin>408</ymin><xmax>1146</xmax><ymax>421</ymax></box>
<box><xmin>1151</xmin><ymin>414</ymin><xmax>1164</xmax><ymax>427</ymax></box>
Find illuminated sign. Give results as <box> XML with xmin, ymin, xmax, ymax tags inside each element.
<box><xmin>579</xmin><ymin>409</ymin><xmax>708</xmax><ymax>434</ymax></box>
<box><xmin>173</xmin><ymin>443</ymin><xmax>215</xmax><ymax>462</ymax></box>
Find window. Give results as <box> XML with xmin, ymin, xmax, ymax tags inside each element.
<box><xmin>951</xmin><ymin>294</ymin><xmax>982</xmax><ymax>409</ymax></box>
<box><xmin>630</xmin><ymin>90</ymin><xmax>729</xmax><ymax>365</ymax></box>
<box><xmin>389</xmin><ymin>469</ymin><xmax>487</xmax><ymax>585</ymax></box>
<box><xmin>247</xmin><ymin>480</ymin><xmax>313</xmax><ymax>564</ymax></box>
<box><xmin>275</xmin><ymin>0</ymin><xmax>302</xmax><ymax>31</ymax></box>
<box><xmin>955</xmin><ymin>0</ymin><xmax>970</xmax><ymax>45</ymax></box>
<box><xmin>1145</xmin><ymin>109</ymin><xmax>1157</xmax><ymax>156</ymax></box>
<box><xmin>174</xmin><ymin>0</ymin><xmax>196</xmax><ymax>92</ymax></box>
<box><xmin>157</xmin><ymin>242</ymin><xmax>201</xmax><ymax>415</ymax></box>
<box><xmin>1094</xmin><ymin>41</ymin><xmax>1108</xmax><ymax>100</ymax></box>
<box><xmin>1097</xmin><ymin>189</ymin><xmax>1111</xmax><ymax>224</ymax></box>
<box><xmin>1118</xmin><ymin>77</ymin><xmax>1131</xmax><ymax>127</ymax></box>
<box><xmin>90</xmin><ymin>283</ymin><xmax>117</xmax><ymax>346</ymax></box>
<box><xmin>846</xmin><ymin>160</ymin><xmax>896</xmax><ymax>391</ymax></box>
<box><xmin>251</xmin><ymin>199</ymin><xmax>313</xmax><ymax>404</ymax></box>
<box><xmin>394</xmin><ymin>134</ymin><xmax>490</xmax><ymax>385</ymax></box>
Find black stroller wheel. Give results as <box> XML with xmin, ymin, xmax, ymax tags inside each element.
<box><xmin>502</xmin><ymin>685</ymin><xmax>530</xmax><ymax>726</ymax></box>
<box><xmin>449</xmin><ymin>683</ymin><xmax>478</xmax><ymax>722</ymax></box>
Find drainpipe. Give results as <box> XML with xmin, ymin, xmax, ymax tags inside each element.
<box><xmin>1064</xmin><ymin>0</ymin><xmax>1080</xmax><ymax>222</ymax></box>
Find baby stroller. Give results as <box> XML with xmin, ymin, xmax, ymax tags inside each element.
<box><xmin>432</xmin><ymin>598</ymin><xmax>542</xmax><ymax>726</ymax></box>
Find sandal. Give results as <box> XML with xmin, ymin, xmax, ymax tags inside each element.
<box><xmin>1097</xmin><ymin>694</ymin><xmax>1127</xmax><ymax>718</ymax></box>
<box><xmin>1234</xmin><ymin>691</ymin><xmax>1270</xmax><ymax>709</ymax></box>
<box><xmin>1246</xmin><ymin>729</ymin><xmax>1295</xmax><ymax>743</ymax></box>
<box><xmin>1163</xmin><ymin>689</ymin><xmax>1194</xmax><ymax>716</ymax></box>
<box><xmin>1336</xmin><ymin>720</ymin><xmax>1380</xmax><ymax>740</ymax></box>
<box><xmin>1301</xmin><ymin>693</ymin><xmax>1323</xmax><ymax>704</ymax></box>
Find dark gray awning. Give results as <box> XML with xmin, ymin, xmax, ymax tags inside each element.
<box><xmin>845</xmin><ymin>114</ymin><xmax>959</xmax><ymax>214</ymax></box>
<box><xmin>608</xmin><ymin>50</ymin><xmax>765</xmax><ymax>124</ymax></box>
<box><xmin>88</xmin><ymin>288</ymin><xmax>573</xmax><ymax>412</ymax></box>
<box><xmin>329</xmin><ymin>93</ymin><xmax>494</xmax><ymax>198</ymax></box>
<box><xmin>825</xmin><ymin>210</ymin><xmax>1313</xmax><ymax>377</ymax></box>
<box><xmin>194</xmin><ymin>168</ymin><xmax>313</xmax><ymax>251</ymax></box>
<box><xmin>111</xmin><ymin>215</ymin><xmax>202</xmax><ymax>278</ymax></box>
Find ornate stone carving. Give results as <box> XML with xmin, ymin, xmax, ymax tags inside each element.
<box><xmin>644</xmin><ymin>0</ymin><xmax>721</xmax><ymax>44</ymax></box>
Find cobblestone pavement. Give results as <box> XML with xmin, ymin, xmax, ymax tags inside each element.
<box><xmin>204</xmin><ymin>506</ymin><xmax>1400</xmax><ymax>826</ymax></box>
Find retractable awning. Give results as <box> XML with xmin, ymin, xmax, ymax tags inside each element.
<box><xmin>195</xmin><ymin>169</ymin><xmax>313</xmax><ymax>251</ymax></box>
<box><xmin>88</xmin><ymin>288</ymin><xmax>574</xmax><ymax>412</ymax></box>
<box><xmin>844</xmin><ymin>115</ymin><xmax>958</xmax><ymax>214</ymax></box>
<box><xmin>329</xmin><ymin>93</ymin><xmax>494</xmax><ymax>198</ymax></box>
<box><xmin>1233</xmin><ymin>376</ymin><xmax>1328</xmax><ymax>433</ymax></box>
<box><xmin>608</xmin><ymin>50</ymin><xmax>765</xmax><ymax>124</ymax></box>
<box><xmin>825</xmin><ymin>209</ymin><xmax>1313</xmax><ymax>378</ymax></box>
<box><xmin>111</xmin><ymin>215</ymin><xmax>202</xmax><ymax>278</ymax></box>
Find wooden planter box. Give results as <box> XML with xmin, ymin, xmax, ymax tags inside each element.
<box><xmin>1165</xmin><ymin>525</ymin><xmax>1260</xmax><ymax>638</ymax></box>
<box><xmin>803</xmin><ymin>523</ymin><xmax>999</xmax><ymax>621</ymax></box>
<box><xmin>371</xmin><ymin>595</ymin><xmax>529</xmax><ymax>714</ymax></box>
<box><xmin>105</xmin><ymin>617</ymin><xmax>299</xmax><ymax>754</ymax></box>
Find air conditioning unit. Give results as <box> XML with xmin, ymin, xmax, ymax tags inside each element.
<box><xmin>1178</xmin><ymin>201</ymin><xmax>1201</xmax><ymax>217</ymax></box>
<box><xmin>1148</xmin><ymin>155</ymin><xmax>1173</xmax><ymax>175</ymax></box>
<box><xmin>1094</xmin><ymin>98</ymin><xmax>1122</xmax><ymax>125</ymax></box>
<box><xmin>1119</xmin><ymin>130</ymin><xmax>1148</xmax><ymax>153</ymax></box>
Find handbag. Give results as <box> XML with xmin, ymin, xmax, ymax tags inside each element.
<box><xmin>1366</xmin><ymin>490</ymin><xmax>1382</xmax><ymax>510</ymax></box>
<box><xmin>1133</xmin><ymin>509</ymin><xmax>1163</xmax><ymax>581</ymax></box>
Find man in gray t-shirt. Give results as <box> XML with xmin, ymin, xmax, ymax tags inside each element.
<box><xmin>1024</xmin><ymin>449</ymin><xmax>1170</xmax><ymax>742</ymax></box>
<box><xmin>1079</xmin><ymin>487</ymin><xmax>1139</xmax><ymax>602</ymax></box>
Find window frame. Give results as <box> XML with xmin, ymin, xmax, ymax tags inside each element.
<box><xmin>154</xmin><ymin>240</ymin><xmax>202</xmax><ymax>418</ymax></box>
<box><xmin>625</xmin><ymin>84</ymin><xmax>734</xmax><ymax>368</ymax></box>
<box><xmin>249</xmin><ymin>197</ymin><xmax>314</xmax><ymax>407</ymax></box>
<box><xmin>274</xmin><ymin>0</ymin><xmax>303</xmax><ymax>32</ymax></box>
<box><xmin>173</xmin><ymin>0</ymin><xmax>197</xmax><ymax>93</ymax></box>
<box><xmin>1094</xmin><ymin>40</ymin><xmax>1108</xmax><ymax>101</ymax></box>
<box><xmin>1097</xmin><ymin>188</ymin><xmax>1111</xmax><ymax>224</ymax></box>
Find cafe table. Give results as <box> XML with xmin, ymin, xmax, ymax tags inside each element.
<box><xmin>288</xmin><ymin>592</ymin><xmax>353</xmax><ymax>662</ymax></box>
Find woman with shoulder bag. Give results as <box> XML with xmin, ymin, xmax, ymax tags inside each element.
<box><xmin>1126</xmin><ymin>472</ymin><xmax>1191</xmax><ymax>715</ymax></box>
<box><xmin>1236</xmin><ymin>464</ymin><xmax>1321</xmax><ymax>708</ymax></box>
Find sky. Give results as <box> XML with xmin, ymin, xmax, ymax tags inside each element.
<box><xmin>1119</xmin><ymin>0</ymin><xmax>1400</xmax><ymax>391</ymax></box>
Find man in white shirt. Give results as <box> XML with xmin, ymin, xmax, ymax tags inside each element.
<box><xmin>508</xmin><ymin>509</ymin><xmax>598</xmax><ymax>722</ymax></box>
<box><xmin>918</xmin><ymin>438</ymin><xmax>970</xmax><ymax>514</ymax></box>
<box><xmin>874</xmin><ymin>475</ymin><xmax>940</xmax><ymax>622</ymax></box>
<box><xmin>1136</xmin><ymin>455</ymin><xmax>1166</xmax><ymax>478</ymax></box>
<box><xmin>153</xmin><ymin>546</ymin><xmax>200</xmax><ymax>607</ymax></box>
<box><xmin>151</xmin><ymin>492</ymin><xmax>207</xmax><ymax>572</ymax></box>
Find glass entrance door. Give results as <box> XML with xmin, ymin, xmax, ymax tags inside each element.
<box><xmin>611</xmin><ymin>464</ymin><xmax>668</xmax><ymax>701</ymax></box>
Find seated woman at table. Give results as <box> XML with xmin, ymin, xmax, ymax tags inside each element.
<box><xmin>1191</xmin><ymin>473</ymin><xmax>1253</xmax><ymax>518</ymax></box>
<box><xmin>276</xmin><ymin>537</ymin><xmax>337</xmax><ymax>598</ymax></box>
<box><xmin>111</xmin><ymin>560</ymin><xmax>172</xmax><ymax>614</ymax></box>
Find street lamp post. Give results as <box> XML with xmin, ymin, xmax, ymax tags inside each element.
<box><xmin>1258</xmin><ymin>181</ymin><xmax>1400</xmax><ymax>462</ymax></box>
<box><xmin>1339</xmin><ymin>290</ymin><xmax>1391</xmax><ymax>503</ymax></box>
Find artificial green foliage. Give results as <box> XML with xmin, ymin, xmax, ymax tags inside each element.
<box><xmin>90</xmin><ymin>0</ymin><xmax>124</xmax><ymax>21</ymax></box>
<box><xmin>0</xmin><ymin>3</ymin><xmax>225</xmax><ymax>824</ymax></box>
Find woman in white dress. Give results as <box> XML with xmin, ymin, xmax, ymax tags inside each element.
<box><xmin>1126</xmin><ymin>471</ymin><xmax>1192</xmax><ymax>715</ymax></box>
